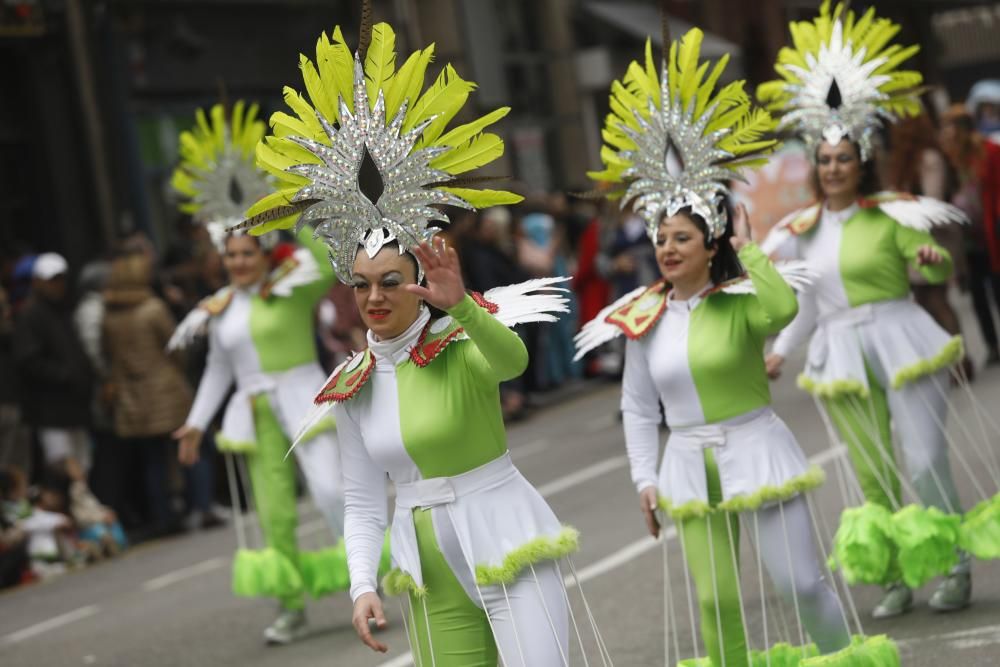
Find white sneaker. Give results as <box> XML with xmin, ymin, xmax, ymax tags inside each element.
<box><xmin>263</xmin><ymin>609</ymin><xmax>308</xmax><ymax>645</ymax></box>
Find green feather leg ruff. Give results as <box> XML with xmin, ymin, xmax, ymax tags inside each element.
<box><xmin>892</xmin><ymin>504</ymin><xmax>960</xmax><ymax>588</ymax></box>
<box><xmin>216</xmin><ymin>435</ymin><xmax>257</xmax><ymax>454</ymax></box>
<box><xmin>299</xmin><ymin>543</ymin><xmax>350</xmax><ymax>597</ymax></box>
<box><xmin>829</xmin><ymin>503</ymin><xmax>896</xmax><ymax>585</ymax></box>
<box><xmin>801</xmin><ymin>634</ymin><xmax>899</xmax><ymax>667</ymax></box>
<box><xmin>475</xmin><ymin>527</ymin><xmax>580</xmax><ymax>586</ymax></box>
<box><xmin>231</xmin><ymin>548</ymin><xmax>304</xmax><ymax>598</ymax></box>
<box><xmin>960</xmin><ymin>492</ymin><xmax>1000</xmax><ymax>560</ymax></box>
<box><xmin>677</xmin><ymin>641</ymin><xmax>819</xmax><ymax>666</ymax></box>
<box><xmin>676</xmin><ymin>635</ymin><xmax>898</xmax><ymax>667</ymax></box>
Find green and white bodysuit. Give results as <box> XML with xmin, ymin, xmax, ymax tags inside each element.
<box><xmin>764</xmin><ymin>197</ymin><xmax>971</xmax><ymax>588</ymax></box>
<box><xmin>576</xmin><ymin>245</ymin><xmax>898</xmax><ymax>666</ymax></box>
<box><xmin>174</xmin><ymin>229</ymin><xmax>349</xmax><ymax>607</ymax></box>
<box><xmin>325</xmin><ymin>289</ymin><xmax>579</xmax><ymax>667</ymax></box>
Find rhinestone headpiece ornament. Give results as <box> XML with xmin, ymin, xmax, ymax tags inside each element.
<box><xmin>589</xmin><ymin>28</ymin><xmax>778</xmax><ymax>242</ymax></box>
<box><xmin>232</xmin><ymin>22</ymin><xmax>521</xmax><ymax>282</ymax></box>
<box><xmin>172</xmin><ymin>102</ymin><xmax>277</xmax><ymax>252</ymax></box>
<box><xmin>757</xmin><ymin>0</ymin><xmax>923</xmax><ymax>163</ymax></box>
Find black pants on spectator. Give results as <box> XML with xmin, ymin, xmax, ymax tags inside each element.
<box><xmin>132</xmin><ymin>436</ymin><xmax>176</xmax><ymax>531</ymax></box>
<box><xmin>967</xmin><ymin>249</ymin><xmax>1000</xmax><ymax>352</ymax></box>
<box><xmin>0</xmin><ymin>542</ymin><xmax>28</xmax><ymax>588</ymax></box>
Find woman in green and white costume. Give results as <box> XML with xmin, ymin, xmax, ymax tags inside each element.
<box><xmin>576</xmin><ymin>27</ymin><xmax>896</xmax><ymax>667</ymax></box>
<box><xmin>169</xmin><ymin>102</ymin><xmax>351</xmax><ymax>645</ymax></box>
<box><xmin>758</xmin><ymin>1</ymin><xmax>979</xmax><ymax>619</ymax></box>
<box><xmin>234</xmin><ymin>17</ymin><xmax>608</xmax><ymax>666</ymax></box>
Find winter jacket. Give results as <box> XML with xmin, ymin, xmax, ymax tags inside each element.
<box><xmin>102</xmin><ymin>288</ymin><xmax>192</xmax><ymax>438</ymax></box>
<box><xmin>12</xmin><ymin>296</ymin><xmax>93</xmax><ymax>428</ymax></box>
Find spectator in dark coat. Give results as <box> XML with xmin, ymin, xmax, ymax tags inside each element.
<box><xmin>12</xmin><ymin>253</ymin><xmax>94</xmax><ymax>472</ymax></box>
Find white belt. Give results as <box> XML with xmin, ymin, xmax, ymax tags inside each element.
<box><xmin>667</xmin><ymin>408</ymin><xmax>771</xmax><ymax>452</ymax></box>
<box><xmin>395</xmin><ymin>452</ymin><xmax>519</xmax><ymax>510</ymax></box>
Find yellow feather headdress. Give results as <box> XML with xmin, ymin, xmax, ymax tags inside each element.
<box><xmin>757</xmin><ymin>0</ymin><xmax>922</xmax><ymax>161</ymax></box>
<box><xmin>171</xmin><ymin>101</ymin><xmax>275</xmax><ymax>251</ymax></box>
<box><xmin>589</xmin><ymin>28</ymin><xmax>778</xmax><ymax>241</ymax></box>
<box><xmin>234</xmin><ymin>22</ymin><xmax>520</xmax><ymax>282</ymax></box>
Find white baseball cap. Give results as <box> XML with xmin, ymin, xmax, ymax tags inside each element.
<box><xmin>33</xmin><ymin>253</ymin><xmax>69</xmax><ymax>280</ymax></box>
<box><xmin>967</xmin><ymin>80</ymin><xmax>1000</xmax><ymax>112</ymax></box>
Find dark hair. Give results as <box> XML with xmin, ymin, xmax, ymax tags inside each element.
<box><xmin>809</xmin><ymin>140</ymin><xmax>880</xmax><ymax>200</ymax></box>
<box><xmin>223</xmin><ymin>232</ymin><xmax>262</xmax><ymax>252</ymax></box>
<box><xmin>668</xmin><ymin>206</ymin><xmax>745</xmax><ymax>285</ymax></box>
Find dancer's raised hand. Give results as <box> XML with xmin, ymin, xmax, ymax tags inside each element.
<box><xmin>406</xmin><ymin>236</ymin><xmax>467</xmax><ymax>310</ymax></box>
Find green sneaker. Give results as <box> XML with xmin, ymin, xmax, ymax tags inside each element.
<box><xmin>872</xmin><ymin>583</ymin><xmax>913</xmax><ymax>619</ymax></box>
<box><xmin>929</xmin><ymin>571</ymin><xmax>972</xmax><ymax>612</ymax></box>
<box><xmin>264</xmin><ymin>609</ymin><xmax>308</xmax><ymax>645</ymax></box>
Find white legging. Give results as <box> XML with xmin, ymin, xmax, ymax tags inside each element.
<box><xmin>886</xmin><ymin>370</ymin><xmax>963</xmax><ymax>517</ymax></box>
<box><xmin>426</xmin><ymin>506</ymin><xmax>570</xmax><ymax>666</ymax></box>
<box><xmin>752</xmin><ymin>496</ymin><xmax>850</xmax><ymax>652</ymax></box>
<box><xmin>479</xmin><ymin>562</ymin><xmax>570</xmax><ymax>666</ymax></box>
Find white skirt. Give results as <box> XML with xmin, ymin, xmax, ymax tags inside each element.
<box><xmin>390</xmin><ymin>453</ymin><xmax>573</xmax><ymax>594</ymax></box>
<box><xmin>800</xmin><ymin>299</ymin><xmax>960</xmax><ymax>397</ymax></box>
<box><xmin>659</xmin><ymin>408</ymin><xmax>819</xmax><ymax>515</ymax></box>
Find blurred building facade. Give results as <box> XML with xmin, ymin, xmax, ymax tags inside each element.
<box><xmin>1</xmin><ymin>0</ymin><xmax>998</xmax><ymax>267</ymax></box>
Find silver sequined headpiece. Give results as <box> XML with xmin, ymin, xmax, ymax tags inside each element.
<box><xmin>758</xmin><ymin>1</ymin><xmax>923</xmax><ymax>163</ymax></box>
<box><xmin>589</xmin><ymin>30</ymin><xmax>778</xmax><ymax>243</ymax></box>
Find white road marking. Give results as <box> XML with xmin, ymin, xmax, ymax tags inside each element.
<box><xmin>897</xmin><ymin>623</ymin><xmax>1000</xmax><ymax>647</ymax></box>
<box><xmin>142</xmin><ymin>557</ymin><xmax>228</xmax><ymax>592</ymax></box>
<box><xmin>536</xmin><ymin>456</ymin><xmax>628</xmax><ymax>498</ymax></box>
<box><xmin>511</xmin><ymin>437</ymin><xmax>551</xmax><ymax>460</ymax></box>
<box><xmin>2</xmin><ymin>605</ymin><xmax>101</xmax><ymax>644</ymax></box>
<box><xmin>564</xmin><ymin>529</ymin><xmax>675</xmax><ymax>588</ymax></box>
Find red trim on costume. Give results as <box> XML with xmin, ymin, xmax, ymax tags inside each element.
<box><xmin>409</xmin><ymin>321</ymin><xmax>466</xmax><ymax>367</ymax></box>
<box><xmin>471</xmin><ymin>291</ymin><xmax>500</xmax><ymax>314</ymax></box>
<box><xmin>314</xmin><ymin>352</ymin><xmax>375</xmax><ymax>404</ymax></box>
<box><xmin>858</xmin><ymin>192</ymin><xmax>917</xmax><ymax>209</ymax></box>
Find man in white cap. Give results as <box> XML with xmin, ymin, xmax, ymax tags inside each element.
<box><xmin>12</xmin><ymin>253</ymin><xmax>95</xmax><ymax>471</ymax></box>
<box><xmin>967</xmin><ymin>79</ymin><xmax>1000</xmax><ymax>142</ymax></box>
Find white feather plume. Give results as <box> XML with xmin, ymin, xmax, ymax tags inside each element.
<box><xmin>167</xmin><ymin>308</ymin><xmax>211</xmax><ymax>352</ymax></box>
<box><xmin>877</xmin><ymin>196</ymin><xmax>969</xmax><ymax>231</ymax></box>
<box><xmin>721</xmin><ymin>261</ymin><xmax>816</xmax><ymax>294</ymax></box>
<box><xmin>269</xmin><ymin>248</ymin><xmax>325</xmax><ymax>297</ymax></box>
<box><xmin>572</xmin><ymin>285</ymin><xmax>647</xmax><ymax>362</ymax></box>
<box><xmin>483</xmin><ymin>276</ymin><xmax>572</xmax><ymax>327</ymax></box>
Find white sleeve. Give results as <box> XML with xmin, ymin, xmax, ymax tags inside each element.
<box><xmin>185</xmin><ymin>323</ymin><xmax>235</xmax><ymax>431</ymax></box>
<box><xmin>771</xmin><ymin>281</ymin><xmax>819</xmax><ymax>358</ymax></box>
<box><xmin>335</xmin><ymin>403</ymin><xmax>389</xmax><ymax>602</ymax></box>
<box><xmin>767</xmin><ymin>234</ymin><xmax>818</xmax><ymax>358</ymax></box>
<box><xmin>620</xmin><ymin>338</ymin><xmax>662</xmax><ymax>494</ymax></box>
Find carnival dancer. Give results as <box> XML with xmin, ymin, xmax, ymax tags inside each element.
<box><xmin>758</xmin><ymin>1</ymin><xmax>976</xmax><ymax>618</ymax></box>
<box><xmin>169</xmin><ymin>102</ymin><xmax>351</xmax><ymax>645</ymax></box>
<box><xmin>233</xmin><ymin>17</ymin><xmax>609</xmax><ymax>666</ymax></box>
<box><xmin>576</xmin><ymin>25</ymin><xmax>895</xmax><ymax>667</ymax></box>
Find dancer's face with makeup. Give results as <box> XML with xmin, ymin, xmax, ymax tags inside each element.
<box><xmin>351</xmin><ymin>246</ymin><xmax>422</xmax><ymax>340</ymax></box>
<box><xmin>223</xmin><ymin>235</ymin><xmax>269</xmax><ymax>288</ymax></box>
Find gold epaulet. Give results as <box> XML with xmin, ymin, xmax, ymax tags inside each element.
<box><xmin>197</xmin><ymin>287</ymin><xmax>235</xmax><ymax>316</ymax></box>
<box><xmin>605</xmin><ymin>281</ymin><xmax>669</xmax><ymax>340</ymax></box>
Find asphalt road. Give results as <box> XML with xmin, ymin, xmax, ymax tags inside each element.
<box><xmin>3</xmin><ymin>294</ymin><xmax>1000</xmax><ymax>667</ymax></box>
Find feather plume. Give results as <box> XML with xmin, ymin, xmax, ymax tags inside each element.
<box><xmin>167</xmin><ymin>308</ymin><xmax>211</xmax><ymax>352</ymax></box>
<box><xmin>572</xmin><ymin>286</ymin><xmax>647</xmax><ymax>361</ymax></box>
<box><xmin>483</xmin><ymin>277</ymin><xmax>572</xmax><ymax>328</ymax></box>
